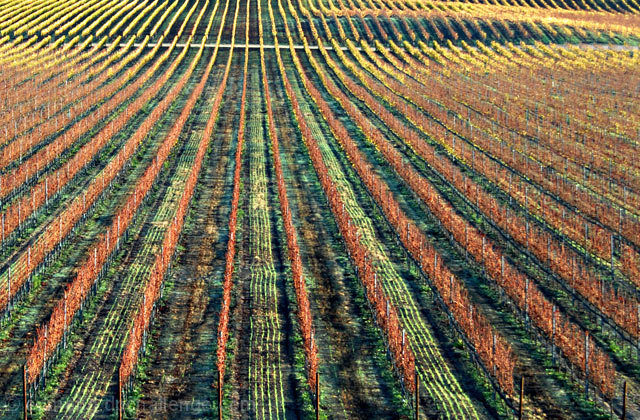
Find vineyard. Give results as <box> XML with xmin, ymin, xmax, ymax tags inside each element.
<box><xmin>0</xmin><ymin>0</ymin><xmax>639</xmax><ymax>418</ymax></box>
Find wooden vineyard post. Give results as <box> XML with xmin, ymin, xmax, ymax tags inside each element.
<box><xmin>23</xmin><ymin>364</ymin><xmax>27</xmax><ymax>420</ymax></box>
<box><xmin>611</xmin><ymin>235</ymin><xmax>615</xmax><ymax>282</ymax></box>
<box><xmin>551</xmin><ymin>305</ymin><xmax>556</xmax><ymax>365</ymax></box>
<box><xmin>8</xmin><ymin>266</ymin><xmax>11</xmax><ymax>312</ymax></box>
<box><xmin>415</xmin><ymin>369</ymin><xmax>419</xmax><ymax>420</ymax></box>
<box><xmin>43</xmin><ymin>326</ymin><xmax>47</xmax><ymax>388</ymax></box>
<box><xmin>118</xmin><ymin>365</ymin><xmax>122</xmax><ymax>420</ymax></box>
<box><xmin>585</xmin><ymin>332</ymin><xmax>590</xmax><ymax>399</ymax></box>
<box><xmin>524</xmin><ymin>278</ymin><xmax>529</xmax><ymax>328</ymax></box>
<box><xmin>546</xmin><ymin>236</ymin><xmax>550</xmax><ymax>264</ymax></box>
<box><xmin>63</xmin><ymin>293</ymin><xmax>67</xmax><ymax>349</ymax></box>
<box><xmin>218</xmin><ymin>369</ymin><xmax>223</xmax><ymax>420</ymax></box>
<box><xmin>637</xmin><ymin>303</ymin><xmax>640</xmax><ymax>360</ymax></box>
<box><xmin>492</xmin><ymin>333</ymin><xmax>496</xmax><ymax>378</ymax></box>
<box><xmin>316</xmin><ymin>370</ymin><xmax>320</xmax><ymax>420</ymax></box>
<box><xmin>622</xmin><ymin>381</ymin><xmax>627</xmax><ymax>420</ymax></box>
<box><xmin>519</xmin><ymin>376</ymin><xmax>524</xmax><ymax>420</ymax></box>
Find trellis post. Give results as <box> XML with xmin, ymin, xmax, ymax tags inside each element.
<box><xmin>23</xmin><ymin>364</ymin><xmax>27</xmax><ymax>420</ymax></box>
<box><xmin>519</xmin><ymin>376</ymin><xmax>524</xmax><ymax>420</ymax></box>
<box><xmin>316</xmin><ymin>370</ymin><xmax>320</xmax><ymax>420</ymax></box>
<box><xmin>118</xmin><ymin>365</ymin><xmax>122</xmax><ymax>420</ymax></box>
<box><xmin>415</xmin><ymin>369</ymin><xmax>419</xmax><ymax>420</ymax></box>
<box><xmin>622</xmin><ymin>381</ymin><xmax>627</xmax><ymax>420</ymax></box>
<box><xmin>218</xmin><ymin>369</ymin><xmax>223</xmax><ymax>420</ymax></box>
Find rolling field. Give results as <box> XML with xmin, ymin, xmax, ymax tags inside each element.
<box><xmin>0</xmin><ymin>0</ymin><xmax>640</xmax><ymax>418</ymax></box>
